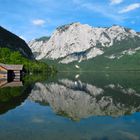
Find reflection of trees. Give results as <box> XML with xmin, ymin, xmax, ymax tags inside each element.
<box><xmin>0</xmin><ymin>73</ymin><xmax>51</xmax><ymax>115</ymax></box>
<box><xmin>0</xmin><ymin>84</ymin><xmax>33</xmax><ymax>115</ymax></box>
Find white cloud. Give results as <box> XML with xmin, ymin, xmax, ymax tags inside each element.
<box><xmin>110</xmin><ymin>0</ymin><xmax>123</xmax><ymax>5</ymax></box>
<box><xmin>73</xmin><ymin>1</ymin><xmax>124</xmax><ymax>22</ymax></box>
<box><xmin>79</xmin><ymin>3</ymin><xmax>124</xmax><ymax>22</ymax></box>
<box><xmin>119</xmin><ymin>3</ymin><xmax>140</xmax><ymax>14</ymax></box>
<box><xmin>32</xmin><ymin>19</ymin><xmax>46</xmax><ymax>26</ymax></box>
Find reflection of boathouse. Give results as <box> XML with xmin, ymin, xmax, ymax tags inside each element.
<box><xmin>0</xmin><ymin>63</ymin><xmax>23</xmax><ymax>81</ymax></box>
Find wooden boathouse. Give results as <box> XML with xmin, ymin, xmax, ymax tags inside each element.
<box><xmin>0</xmin><ymin>63</ymin><xmax>23</xmax><ymax>81</ymax></box>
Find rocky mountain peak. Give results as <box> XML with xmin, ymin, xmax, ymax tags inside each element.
<box><xmin>28</xmin><ymin>23</ymin><xmax>140</xmax><ymax>63</ymax></box>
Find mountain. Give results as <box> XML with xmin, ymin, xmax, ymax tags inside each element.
<box><xmin>29</xmin><ymin>36</ymin><xmax>50</xmax><ymax>58</ymax></box>
<box><xmin>28</xmin><ymin>22</ymin><xmax>140</xmax><ymax>70</ymax></box>
<box><xmin>0</xmin><ymin>26</ymin><xmax>34</xmax><ymax>59</ymax></box>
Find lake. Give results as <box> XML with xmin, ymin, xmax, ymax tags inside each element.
<box><xmin>0</xmin><ymin>72</ymin><xmax>140</xmax><ymax>140</ymax></box>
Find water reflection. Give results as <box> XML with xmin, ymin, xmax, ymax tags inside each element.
<box><xmin>0</xmin><ymin>82</ymin><xmax>33</xmax><ymax>115</ymax></box>
<box><xmin>28</xmin><ymin>72</ymin><xmax>140</xmax><ymax>120</ymax></box>
<box><xmin>0</xmin><ymin>74</ymin><xmax>50</xmax><ymax>115</ymax></box>
<box><xmin>0</xmin><ymin>72</ymin><xmax>140</xmax><ymax>119</ymax></box>
<box><xmin>0</xmin><ymin>74</ymin><xmax>41</xmax><ymax>115</ymax></box>
<box><xmin>0</xmin><ymin>72</ymin><xmax>140</xmax><ymax>140</ymax></box>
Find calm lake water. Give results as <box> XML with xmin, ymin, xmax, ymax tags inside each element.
<box><xmin>0</xmin><ymin>72</ymin><xmax>140</xmax><ymax>140</ymax></box>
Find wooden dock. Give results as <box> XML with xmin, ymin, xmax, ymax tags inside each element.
<box><xmin>0</xmin><ymin>79</ymin><xmax>23</xmax><ymax>88</ymax></box>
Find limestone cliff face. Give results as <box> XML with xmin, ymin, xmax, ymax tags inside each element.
<box><xmin>0</xmin><ymin>26</ymin><xmax>34</xmax><ymax>59</ymax></box>
<box><xmin>28</xmin><ymin>23</ymin><xmax>140</xmax><ymax>63</ymax></box>
<box><xmin>28</xmin><ymin>79</ymin><xmax>140</xmax><ymax>120</ymax></box>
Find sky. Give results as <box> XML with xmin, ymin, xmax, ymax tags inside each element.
<box><xmin>0</xmin><ymin>0</ymin><xmax>140</xmax><ymax>41</ymax></box>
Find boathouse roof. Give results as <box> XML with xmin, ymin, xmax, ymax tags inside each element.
<box><xmin>0</xmin><ymin>63</ymin><xmax>23</xmax><ymax>71</ymax></box>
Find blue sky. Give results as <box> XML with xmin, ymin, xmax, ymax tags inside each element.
<box><xmin>0</xmin><ymin>0</ymin><xmax>140</xmax><ymax>41</ymax></box>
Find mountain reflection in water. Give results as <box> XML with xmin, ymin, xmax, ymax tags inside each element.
<box><xmin>29</xmin><ymin>75</ymin><xmax>140</xmax><ymax>120</ymax></box>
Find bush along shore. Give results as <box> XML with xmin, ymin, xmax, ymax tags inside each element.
<box><xmin>0</xmin><ymin>47</ymin><xmax>57</xmax><ymax>74</ymax></box>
